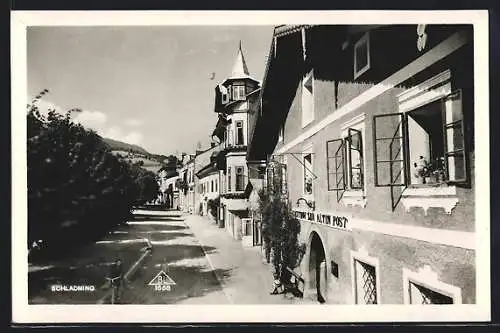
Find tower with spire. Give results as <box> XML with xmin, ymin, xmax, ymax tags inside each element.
<box><xmin>210</xmin><ymin>41</ymin><xmax>261</xmax><ymax>239</ymax></box>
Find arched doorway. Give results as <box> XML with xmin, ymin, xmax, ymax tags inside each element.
<box><xmin>308</xmin><ymin>232</ymin><xmax>327</xmax><ymax>303</ymax></box>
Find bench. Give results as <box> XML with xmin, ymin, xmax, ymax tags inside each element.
<box><xmin>284</xmin><ymin>266</ymin><xmax>305</xmax><ymax>298</ymax></box>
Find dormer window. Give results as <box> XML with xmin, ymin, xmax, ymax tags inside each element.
<box><xmin>233</xmin><ymin>85</ymin><xmax>246</xmax><ymax>101</ymax></box>
<box><xmin>354</xmin><ymin>32</ymin><xmax>370</xmax><ymax>79</ymax></box>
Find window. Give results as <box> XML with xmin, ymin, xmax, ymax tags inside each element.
<box><xmin>354</xmin><ymin>32</ymin><xmax>370</xmax><ymax>79</ymax></box>
<box><xmin>278</xmin><ymin>124</ymin><xmax>284</xmax><ymax>142</ymax></box>
<box><xmin>221</xmin><ymin>85</ymin><xmax>229</xmax><ymax>104</ymax></box>
<box><xmin>374</xmin><ymin>89</ymin><xmax>468</xmax><ymax>187</ymax></box>
<box><xmin>303</xmin><ymin>152</ymin><xmax>313</xmax><ymax>196</ymax></box>
<box><xmin>354</xmin><ymin>260</ymin><xmax>377</xmax><ymax>304</ymax></box>
<box><xmin>227</xmin><ymin>126</ymin><xmax>234</xmax><ymax>147</ymax></box>
<box><xmin>211</xmin><ymin>180</ymin><xmax>214</xmax><ymax>192</ymax></box>
<box><xmin>236</xmin><ymin>166</ymin><xmax>245</xmax><ymax>191</ymax></box>
<box><xmin>233</xmin><ymin>85</ymin><xmax>246</xmax><ymax>101</ymax></box>
<box><xmin>327</xmin><ymin>127</ymin><xmax>364</xmax><ymax>201</ymax></box>
<box><xmin>302</xmin><ymin>71</ymin><xmax>314</xmax><ymax>127</ymax></box>
<box><xmin>227</xmin><ymin>167</ymin><xmax>232</xmax><ymax>192</ymax></box>
<box><xmin>215</xmin><ymin>179</ymin><xmax>218</xmax><ymax>193</ymax></box>
<box><xmin>235</xmin><ymin>121</ymin><xmax>244</xmax><ymax>145</ymax></box>
<box><xmin>408</xmin><ymin>282</ymin><xmax>453</xmax><ymax>304</ymax></box>
<box><xmin>403</xmin><ymin>266</ymin><xmax>461</xmax><ymax>304</ymax></box>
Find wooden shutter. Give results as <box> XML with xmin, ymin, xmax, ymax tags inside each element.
<box><xmin>326</xmin><ymin>138</ymin><xmax>346</xmax><ymax>202</ymax></box>
<box><xmin>442</xmin><ymin>90</ymin><xmax>467</xmax><ymax>184</ymax></box>
<box><xmin>347</xmin><ymin>128</ymin><xmax>364</xmax><ymax>189</ymax></box>
<box><xmin>373</xmin><ymin>113</ymin><xmax>407</xmax><ymax>186</ymax></box>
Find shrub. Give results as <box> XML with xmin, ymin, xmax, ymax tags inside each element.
<box><xmin>258</xmin><ymin>188</ymin><xmax>306</xmax><ymax>284</ymax></box>
<box><xmin>207</xmin><ymin>196</ymin><xmax>220</xmax><ymax>219</ymax></box>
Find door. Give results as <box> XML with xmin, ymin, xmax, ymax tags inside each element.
<box><xmin>317</xmin><ymin>260</ymin><xmax>327</xmax><ymax>303</ymax></box>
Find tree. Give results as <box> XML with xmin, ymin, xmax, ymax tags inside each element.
<box><xmin>27</xmin><ymin>90</ymin><xmax>156</xmax><ymax>257</ymax></box>
<box><xmin>129</xmin><ymin>163</ymin><xmax>160</xmax><ymax>206</ymax></box>
<box><xmin>207</xmin><ymin>196</ymin><xmax>220</xmax><ymax>219</ymax></box>
<box><xmin>258</xmin><ymin>165</ymin><xmax>306</xmax><ymax>286</ymax></box>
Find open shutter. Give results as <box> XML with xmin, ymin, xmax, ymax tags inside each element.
<box><xmin>442</xmin><ymin>90</ymin><xmax>467</xmax><ymax>184</ymax></box>
<box><xmin>326</xmin><ymin>138</ymin><xmax>346</xmax><ymax>202</ymax></box>
<box><xmin>347</xmin><ymin>128</ymin><xmax>364</xmax><ymax>189</ymax></box>
<box><xmin>373</xmin><ymin>113</ymin><xmax>407</xmax><ymax>186</ymax></box>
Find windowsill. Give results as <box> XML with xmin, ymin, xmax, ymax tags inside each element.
<box><xmin>341</xmin><ymin>190</ymin><xmax>367</xmax><ymax>208</ymax></box>
<box><xmin>401</xmin><ymin>185</ymin><xmax>458</xmax><ymax>215</ymax></box>
<box><xmin>404</xmin><ymin>184</ymin><xmax>457</xmax><ymax>197</ymax></box>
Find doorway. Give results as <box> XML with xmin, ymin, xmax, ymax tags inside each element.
<box><xmin>308</xmin><ymin>232</ymin><xmax>327</xmax><ymax>303</ymax></box>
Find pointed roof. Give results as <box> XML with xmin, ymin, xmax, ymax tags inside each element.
<box><xmin>224</xmin><ymin>41</ymin><xmax>260</xmax><ymax>84</ymax></box>
<box><xmin>230</xmin><ymin>41</ymin><xmax>250</xmax><ymax>78</ymax></box>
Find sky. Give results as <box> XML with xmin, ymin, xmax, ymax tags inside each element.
<box><xmin>27</xmin><ymin>26</ymin><xmax>274</xmax><ymax>156</ymax></box>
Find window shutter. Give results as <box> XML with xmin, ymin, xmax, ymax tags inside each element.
<box><xmin>348</xmin><ymin>128</ymin><xmax>364</xmax><ymax>189</ymax></box>
<box><xmin>373</xmin><ymin>113</ymin><xmax>407</xmax><ymax>186</ymax></box>
<box><xmin>327</xmin><ymin>139</ymin><xmax>345</xmax><ymax>191</ymax></box>
<box><xmin>326</xmin><ymin>138</ymin><xmax>346</xmax><ymax>201</ymax></box>
<box><xmin>442</xmin><ymin>90</ymin><xmax>467</xmax><ymax>184</ymax></box>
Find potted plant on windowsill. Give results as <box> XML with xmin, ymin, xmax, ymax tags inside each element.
<box><xmin>432</xmin><ymin>157</ymin><xmax>446</xmax><ymax>184</ymax></box>
<box><xmin>413</xmin><ymin>156</ymin><xmax>432</xmax><ymax>185</ymax></box>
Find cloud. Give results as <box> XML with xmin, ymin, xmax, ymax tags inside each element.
<box><xmin>103</xmin><ymin>126</ymin><xmax>143</xmax><ymax>146</ymax></box>
<box><xmin>31</xmin><ymin>99</ymin><xmax>65</xmax><ymax>116</ymax></box>
<box><xmin>30</xmin><ymin>96</ymin><xmax>144</xmax><ymax>147</ymax></box>
<box><xmin>73</xmin><ymin>110</ymin><xmax>108</xmax><ymax>131</ymax></box>
<box><xmin>122</xmin><ymin>131</ymin><xmax>144</xmax><ymax>145</ymax></box>
<box><xmin>124</xmin><ymin>118</ymin><xmax>143</xmax><ymax>127</ymax></box>
<box><xmin>183</xmin><ymin>49</ymin><xmax>197</xmax><ymax>56</ymax></box>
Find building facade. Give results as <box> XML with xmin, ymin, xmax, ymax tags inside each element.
<box><xmin>194</xmin><ymin>144</ymin><xmax>223</xmax><ymax>217</ymax></box>
<box><xmin>248</xmin><ymin>25</ymin><xmax>475</xmax><ymax>304</ymax></box>
<box><xmin>157</xmin><ymin>168</ymin><xmax>179</xmax><ymax>208</ymax></box>
<box><xmin>178</xmin><ymin>154</ymin><xmax>196</xmax><ymax>213</ymax></box>
<box><xmin>211</xmin><ymin>43</ymin><xmax>261</xmax><ymax>241</ymax></box>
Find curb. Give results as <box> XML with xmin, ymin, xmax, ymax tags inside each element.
<box><xmin>181</xmin><ymin>214</ymin><xmax>235</xmax><ymax>304</ymax></box>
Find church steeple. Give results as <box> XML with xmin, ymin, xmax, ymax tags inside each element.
<box><xmin>230</xmin><ymin>41</ymin><xmax>250</xmax><ymax>79</ymax></box>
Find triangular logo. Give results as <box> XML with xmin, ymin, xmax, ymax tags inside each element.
<box><xmin>148</xmin><ymin>270</ymin><xmax>176</xmax><ymax>286</ymax></box>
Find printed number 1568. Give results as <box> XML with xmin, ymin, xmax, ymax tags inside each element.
<box><xmin>155</xmin><ymin>285</ymin><xmax>171</xmax><ymax>291</ymax></box>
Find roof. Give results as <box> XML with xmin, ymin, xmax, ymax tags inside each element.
<box><xmin>231</xmin><ymin>41</ymin><xmax>249</xmax><ymax>78</ymax></box>
<box><xmin>222</xmin><ymin>41</ymin><xmax>260</xmax><ymax>84</ymax></box>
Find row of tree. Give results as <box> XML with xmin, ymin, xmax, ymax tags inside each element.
<box><xmin>27</xmin><ymin>91</ymin><xmax>159</xmax><ymax>257</ymax></box>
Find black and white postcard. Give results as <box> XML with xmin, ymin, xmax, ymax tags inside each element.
<box><xmin>11</xmin><ymin>10</ymin><xmax>490</xmax><ymax>323</ymax></box>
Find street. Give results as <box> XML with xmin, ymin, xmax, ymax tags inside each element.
<box><xmin>28</xmin><ymin>210</ymin><xmax>295</xmax><ymax>304</ymax></box>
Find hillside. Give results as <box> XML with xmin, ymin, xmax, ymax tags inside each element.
<box><xmin>100</xmin><ymin>136</ymin><xmax>179</xmax><ymax>174</ymax></box>
<box><xmin>101</xmin><ymin>136</ymin><xmax>150</xmax><ymax>156</ymax></box>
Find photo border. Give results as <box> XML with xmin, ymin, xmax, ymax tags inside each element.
<box><xmin>11</xmin><ymin>10</ymin><xmax>490</xmax><ymax>324</ymax></box>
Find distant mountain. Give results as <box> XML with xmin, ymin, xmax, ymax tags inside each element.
<box><xmin>101</xmin><ymin>137</ymin><xmax>175</xmax><ymax>174</ymax></box>
<box><xmin>101</xmin><ymin>137</ymin><xmax>150</xmax><ymax>156</ymax></box>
